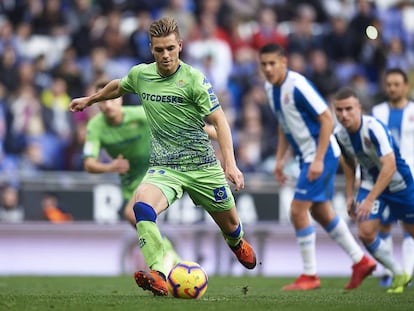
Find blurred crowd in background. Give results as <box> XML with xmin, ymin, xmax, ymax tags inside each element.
<box><xmin>1</xmin><ymin>0</ymin><xmax>414</xmax><ymax>221</ymax></box>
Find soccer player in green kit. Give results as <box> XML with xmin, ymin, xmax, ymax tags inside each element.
<box><xmin>70</xmin><ymin>16</ymin><xmax>257</xmax><ymax>296</ymax></box>
<box><xmin>83</xmin><ymin>80</ymin><xmax>181</xmax><ymax>271</ymax></box>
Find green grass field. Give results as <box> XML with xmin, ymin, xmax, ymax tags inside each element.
<box><xmin>0</xmin><ymin>275</ymin><xmax>413</xmax><ymax>311</ymax></box>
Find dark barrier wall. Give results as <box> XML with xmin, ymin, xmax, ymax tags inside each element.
<box><xmin>17</xmin><ymin>172</ymin><xmax>347</xmax><ymax>224</ymax></box>
<box><xmin>18</xmin><ymin>172</ymin><xmax>281</xmax><ymax>223</ymax></box>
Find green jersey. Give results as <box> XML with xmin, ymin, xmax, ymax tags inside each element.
<box><xmin>120</xmin><ymin>61</ymin><xmax>218</xmax><ymax>171</ymax></box>
<box><xmin>83</xmin><ymin>106</ymin><xmax>150</xmax><ymax>198</ymax></box>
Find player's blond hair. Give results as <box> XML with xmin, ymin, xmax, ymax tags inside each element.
<box><xmin>149</xmin><ymin>16</ymin><xmax>181</xmax><ymax>40</ymax></box>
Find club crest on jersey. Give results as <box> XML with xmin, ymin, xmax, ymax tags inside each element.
<box><xmin>283</xmin><ymin>93</ymin><xmax>290</xmax><ymax>105</ymax></box>
<box><xmin>213</xmin><ymin>186</ymin><xmax>228</xmax><ymax>202</ymax></box>
<box><xmin>363</xmin><ymin>137</ymin><xmax>372</xmax><ymax>148</ymax></box>
<box><xmin>176</xmin><ymin>79</ymin><xmax>185</xmax><ymax>87</ymax></box>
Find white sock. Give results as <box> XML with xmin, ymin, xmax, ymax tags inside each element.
<box><xmin>402</xmin><ymin>233</ymin><xmax>414</xmax><ymax>276</ymax></box>
<box><xmin>325</xmin><ymin>216</ymin><xmax>364</xmax><ymax>263</ymax></box>
<box><xmin>367</xmin><ymin>236</ymin><xmax>403</xmax><ymax>275</ymax></box>
<box><xmin>379</xmin><ymin>233</ymin><xmax>393</xmax><ymax>276</ymax></box>
<box><xmin>296</xmin><ymin>226</ymin><xmax>317</xmax><ymax>275</ymax></box>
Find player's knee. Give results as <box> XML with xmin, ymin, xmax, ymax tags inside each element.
<box><xmin>133</xmin><ymin>201</ymin><xmax>157</xmax><ymax>223</ymax></box>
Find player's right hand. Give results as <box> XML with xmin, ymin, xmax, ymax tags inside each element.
<box><xmin>346</xmin><ymin>198</ymin><xmax>357</xmax><ymax>221</ymax></box>
<box><xmin>274</xmin><ymin>161</ymin><xmax>287</xmax><ymax>185</ymax></box>
<box><xmin>69</xmin><ymin>97</ymin><xmax>90</xmax><ymax>112</ymax></box>
<box><xmin>112</xmin><ymin>154</ymin><xmax>130</xmax><ymax>174</ymax></box>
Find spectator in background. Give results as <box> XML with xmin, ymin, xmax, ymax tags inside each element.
<box><xmin>287</xmin><ymin>3</ymin><xmax>322</xmax><ymax>56</ymax></box>
<box><xmin>348</xmin><ymin>0</ymin><xmax>377</xmax><ymax>61</ymax></box>
<box><xmin>235</xmin><ymin>101</ymin><xmax>265</xmax><ymax>173</ymax></box>
<box><xmin>80</xmin><ymin>46</ymin><xmax>129</xmax><ymax>86</ymax></box>
<box><xmin>0</xmin><ymin>45</ymin><xmax>19</xmax><ymax>95</ymax></box>
<box><xmin>348</xmin><ymin>71</ymin><xmax>375</xmax><ymax>113</ymax></box>
<box><xmin>358</xmin><ymin>17</ymin><xmax>387</xmax><ymax>87</ymax></box>
<box><xmin>128</xmin><ymin>10</ymin><xmax>154</xmax><ymax>64</ymax></box>
<box><xmin>160</xmin><ymin>0</ymin><xmax>196</xmax><ymax>41</ymax></box>
<box><xmin>0</xmin><ymin>18</ymin><xmax>17</xmax><ymax>52</ymax></box>
<box><xmin>186</xmin><ymin>12</ymin><xmax>233</xmax><ymax>93</ymax></box>
<box><xmin>0</xmin><ymin>185</ymin><xmax>24</xmax><ymax>223</ymax></box>
<box><xmin>190</xmin><ymin>0</ymin><xmax>228</xmax><ymax>42</ymax></box>
<box><xmin>308</xmin><ymin>48</ymin><xmax>341</xmax><ymax>101</ymax></box>
<box><xmin>32</xmin><ymin>54</ymin><xmax>53</xmax><ymax>92</ymax></box>
<box><xmin>321</xmin><ymin>0</ymin><xmax>355</xmax><ymax>22</ymax></box>
<box><xmin>41</xmin><ymin>192</ymin><xmax>72</xmax><ymax>223</ymax></box>
<box><xmin>250</xmin><ymin>6</ymin><xmax>288</xmax><ymax>51</ymax></box>
<box><xmin>0</xmin><ymin>82</ymin><xmax>19</xmax><ymax>188</ymax></box>
<box><xmin>52</xmin><ymin>46</ymin><xmax>84</xmax><ymax>98</ymax></box>
<box><xmin>31</xmin><ymin>0</ymin><xmax>69</xmax><ymax>36</ymax></box>
<box><xmin>287</xmin><ymin>51</ymin><xmax>307</xmax><ymax>76</ymax></box>
<box><xmin>225</xmin><ymin>0</ymin><xmax>260</xmax><ymax>23</ymax></box>
<box><xmin>5</xmin><ymin>84</ymin><xmax>44</xmax><ymax>159</ymax></box>
<box><xmin>40</xmin><ymin>76</ymin><xmax>73</xmax><ymax>169</ymax></box>
<box><xmin>68</xmin><ymin>0</ymin><xmax>101</xmax><ymax>58</ymax></box>
<box><xmin>385</xmin><ymin>36</ymin><xmax>414</xmax><ymax>71</ymax></box>
<box><xmin>96</xmin><ymin>9</ymin><xmax>129</xmax><ymax>58</ymax></box>
<box><xmin>66</xmin><ymin>0</ymin><xmax>101</xmax><ymax>37</ymax></box>
<box><xmin>322</xmin><ymin>13</ymin><xmax>356</xmax><ymax>64</ymax></box>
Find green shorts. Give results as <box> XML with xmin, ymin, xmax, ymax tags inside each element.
<box><xmin>141</xmin><ymin>162</ymin><xmax>235</xmax><ymax>213</ymax></box>
<box><xmin>121</xmin><ymin>174</ymin><xmax>145</xmax><ymax>201</ymax></box>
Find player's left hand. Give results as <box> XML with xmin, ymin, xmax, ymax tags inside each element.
<box><xmin>307</xmin><ymin>159</ymin><xmax>323</xmax><ymax>181</ymax></box>
<box><xmin>355</xmin><ymin>198</ymin><xmax>373</xmax><ymax>221</ymax></box>
<box><xmin>225</xmin><ymin>165</ymin><xmax>244</xmax><ymax>191</ymax></box>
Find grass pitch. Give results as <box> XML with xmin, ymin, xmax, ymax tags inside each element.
<box><xmin>0</xmin><ymin>275</ymin><xmax>413</xmax><ymax>311</ymax></box>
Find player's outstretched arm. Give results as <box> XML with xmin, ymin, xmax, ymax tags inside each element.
<box><xmin>69</xmin><ymin>79</ymin><xmax>125</xmax><ymax>112</ymax></box>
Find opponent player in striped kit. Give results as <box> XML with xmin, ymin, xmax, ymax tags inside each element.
<box><xmin>259</xmin><ymin>43</ymin><xmax>375</xmax><ymax>291</ymax></box>
<box><xmin>371</xmin><ymin>68</ymin><xmax>414</xmax><ymax>287</ymax></box>
<box><xmin>334</xmin><ymin>86</ymin><xmax>414</xmax><ymax>293</ymax></box>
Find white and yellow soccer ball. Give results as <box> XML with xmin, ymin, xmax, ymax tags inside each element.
<box><xmin>167</xmin><ymin>261</ymin><xmax>208</xmax><ymax>299</ymax></box>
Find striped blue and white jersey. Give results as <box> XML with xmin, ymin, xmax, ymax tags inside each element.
<box><xmin>335</xmin><ymin>115</ymin><xmax>413</xmax><ymax>193</ymax></box>
<box><xmin>264</xmin><ymin>70</ymin><xmax>340</xmax><ymax>163</ymax></box>
<box><xmin>372</xmin><ymin>101</ymin><xmax>414</xmax><ymax>173</ymax></box>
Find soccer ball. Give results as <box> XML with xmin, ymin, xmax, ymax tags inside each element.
<box><xmin>167</xmin><ymin>261</ymin><xmax>208</xmax><ymax>299</ymax></box>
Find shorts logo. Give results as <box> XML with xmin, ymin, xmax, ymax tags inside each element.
<box><xmin>213</xmin><ymin>186</ymin><xmax>228</xmax><ymax>202</ymax></box>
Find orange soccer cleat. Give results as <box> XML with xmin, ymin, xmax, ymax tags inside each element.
<box><xmin>230</xmin><ymin>238</ymin><xmax>257</xmax><ymax>269</ymax></box>
<box><xmin>344</xmin><ymin>255</ymin><xmax>377</xmax><ymax>290</ymax></box>
<box><xmin>282</xmin><ymin>274</ymin><xmax>321</xmax><ymax>291</ymax></box>
<box><xmin>134</xmin><ymin>270</ymin><xmax>168</xmax><ymax>296</ymax></box>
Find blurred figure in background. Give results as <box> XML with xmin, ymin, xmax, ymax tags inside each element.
<box><xmin>82</xmin><ymin>80</ymin><xmax>181</xmax><ymax>272</ymax></box>
<box><xmin>334</xmin><ymin>86</ymin><xmax>414</xmax><ymax>294</ymax></box>
<box><xmin>371</xmin><ymin>68</ymin><xmax>414</xmax><ymax>287</ymax></box>
<box><xmin>0</xmin><ymin>184</ymin><xmax>24</xmax><ymax>223</ymax></box>
<box><xmin>41</xmin><ymin>192</ymin><xmax>72</xmax><ymax>223</ymax></box>
<box><xmin>40</xmin><ymin>76</ymin><xmax>73</xmax><ymax>170</ymax></box>
<box><xmin>259</xmin><ymin>43</ymin><xmax>375</xmax><ymax>291</ymax></box>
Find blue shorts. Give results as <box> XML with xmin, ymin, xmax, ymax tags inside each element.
<box><xmin>293</xmin><ymin>156</ymin><xmax>339</xmax><ymax>202</ymax></box>
<box><xmin>379</xmin><ymin>206</ymin><xmax>396</xmax><ymax>225</ymax></box>
<box><xmin>357</xmin><ymin>187</ymin><xmax>414</xmax><ymax>224</ymax></box>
